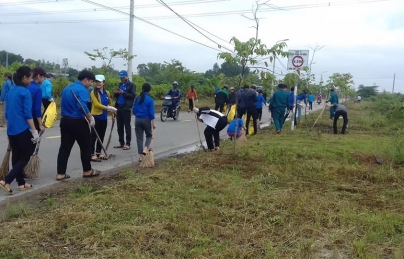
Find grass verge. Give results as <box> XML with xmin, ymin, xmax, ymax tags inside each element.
<box><xmin>1</xmin><ymin>101</ymin><xmax>404</xmax><ymax>258</ymax></box>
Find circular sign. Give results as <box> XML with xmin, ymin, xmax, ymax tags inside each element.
<box><xmin>292</xmin><ymin>55</ymin><xmax>304</xmax><ymax>68</ymax></box>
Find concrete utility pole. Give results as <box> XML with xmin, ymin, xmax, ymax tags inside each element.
<box><xmin>128</xmin><ymin>0</ymin><xmax>134</xmax><ymax>80</ymax></box>
<box><xmin>6</xmin><ymin>51</ymin><xmax>8</xmax><ymax>69</ymax></box>
<box><xmin>392</xmin><ymin>73</ymin><xmax>395</xmax><ymax>93</ymax></box>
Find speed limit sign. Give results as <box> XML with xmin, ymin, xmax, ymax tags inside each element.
<box><xmin>287</xmin><ymin>50</ymin><xmax>309</xmax><ymax>70</ymax></box>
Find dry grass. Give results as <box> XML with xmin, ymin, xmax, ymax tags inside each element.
<box><xmin>1</xmin><ymin>101</ymin><xmax>404</xmax><ymax>258</ymax></box>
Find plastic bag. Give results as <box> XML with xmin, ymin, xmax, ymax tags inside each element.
<box><xmin>42</xmin><ymin>102</ymin><xmax>57</xmax><ymax>128</ymax></box>
<box><xmin>227</xmin><ymin>104</ymin><xmax>236</xmax><ymax>123</ymax></box>
<box><xmin>243</xmin><ymin>115</ymin><xmax>255</xmax><ymax>136</ymax></box>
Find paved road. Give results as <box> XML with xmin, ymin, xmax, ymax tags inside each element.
<box><xmin>0</xmin><ymin>102</ymin><xmax>325</xmax><ymax>202</ymax></box>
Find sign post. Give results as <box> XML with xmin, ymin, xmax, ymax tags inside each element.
<box><xmin>287</xmin><ymin>50</ymin><xmax>309</xmax><ymax>131</ymax></box>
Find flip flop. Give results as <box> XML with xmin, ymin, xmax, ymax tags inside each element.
<box><xmin>98</xmin><ymin>154</ymin><xmax>108</xmax><ymax>161</ymax></box>
<box><xmin>91</xmin><ymin>155</ymin><xmax>102</xmax><ymax>162</ymax></box>
<box><xmin>19</xmin><ymin>184</ymin><xmax>33</xmax><ymax>191</ymax></box>
<box><xmin>0</xmin><ymin>182</ymin><xmax>13</xmax><ymax>195</ymax></box>
<box><xmin>114</xmin><ymin>145</ymin><xmax>124</xmax><ymax>148</ymax></box>
<box><xmin>123</xmin><ymin>146</ymin><xmax>130</xmax><ymax>150</ymax></box>
<box><xmin>56</xmin><ymin>174</ymin><xmax>71</xmax><ymax>181</ymax></box>
<box><xmin>83</xmin><ymin>169</ymin><xmax>101</xmax><ymax>178</ymax></box>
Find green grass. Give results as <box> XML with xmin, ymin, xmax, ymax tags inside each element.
<box><xmin>1</xmin><ymin>100</ymin><xmax>404</xmax><ymax>258</ymax></box>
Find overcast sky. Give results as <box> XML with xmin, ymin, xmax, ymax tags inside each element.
<box><xmin>1</xmin><ymin>0</ymin><xmax>403</xmax><ymax>92</ymax></box>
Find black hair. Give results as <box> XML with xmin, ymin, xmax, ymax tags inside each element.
<box><xmin>13</xmin><ymin>66</ymin><xmax>32</xmax><ymax>86</ymax></box>
<box><xmin>278</xmin><ymin>83</ymin><xmax>288</xmax><ymax>89</ymax></box>
<box><xmin>290</xmin><ymin>86</ymin><xmax>295</xmax><ymax>91</ymax></box>
<box><xmin>138</xmin><ymin>83</ymin><xmax>152</xmax><ymax>105</ymax></box>
<box><xmin>93</xmin><ymin>80</ymin><xmax>106</xmax><ymax>101</ymax></box>
<box><xmin>243</xmin><ymin>84</ymin><xmax>249</xmax><ymax>89</ymax></box>
<box><xmin>78</xmin><ymin>70</ymin><xmax>96</xmax><ymax>81</ymax></box>
<box><xmin>3</xmin><ymin>72</ymin><xmax>12</xmax><ymax>80</ymax></box>
<box><xmin>330</xmin><ymin>88</ymin><xmax>335</xmax><ymax>92</ymax></box>
<box><xmin>191</xmin><ymin>85</ymin><xmax>195</xmax><ymax>92</ymax></box>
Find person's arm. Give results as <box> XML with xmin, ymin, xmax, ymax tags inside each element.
<box><xmin>195</xmin><ymin>89</ymin><xmax>198</xmax><ymax>99</ymax></box>
<box><xmin>148</xmin><ymin>97</ymin><xmax>156</xmax><ymax>124</ymax></box>
<box><xmin>0</xmin><ymin>82</ymin><xmax>7</xmax><ymax>102</ymax></box>
<box><xmin>23</xmin><ymin>91</ymin><xmax>36</xmax><ymax>132</ymax></box>
<box><xmin>123</xmin><ymin>83</ymin><xmax>136</xmax><ymax>100</ymax></box>
<box><xmin>166</xmin><ymin>89</ymin><xmax>172</xmax><ymax>96</ymax></box>
<box><xmin>76</xmin><ymin>89</ymin><xmax>90</xmax><ymax>116</ymax></box>
<box><xmin>34</xmin><ymin>89</ymin><xmax>45</xmax><ymax>132</ymax></box>
<box><xmin>90</xmin><ymin>90</ymin><xmax>108</xmax><ymax>111</ymax></box>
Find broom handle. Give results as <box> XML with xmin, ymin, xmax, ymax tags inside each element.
<box><xmin>32</xmin><ymin>132</ymin><xmax>44</xmax><ymax>155</ymax></box>
<box><xmin>149</xmin><ymin>121</ymin><xmax>155</xmax><ymax>150</ymax></box>
<box><xmin>105</xmin><ymin>118</ymin><xmax>115</xmax><ymax>151</ymax></box>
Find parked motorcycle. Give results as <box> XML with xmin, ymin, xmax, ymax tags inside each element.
<box><xmin>161</xmin><ymin>96</ymin><xmax>181</xmax><ymax>122</ymax></box>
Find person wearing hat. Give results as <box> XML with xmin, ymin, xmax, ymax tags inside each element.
<box><xmin>41</xmin><ymin>73</ymin><xmax>54</xmax><ymax>114</ymax></box>
<box><xmin>214</xmin><ymin>85</ymin><xmax>229</xmax><ymax>113</ymax></box>
<box><xmin>90</xmin><ymin>75</ymin><xmax>117</xmax><ymax>162</ymax></box>
<box><xmin>269</xmin><ymin>84</ymin><xmax>289</xmax><ymax>134</ymax></box>
<box><xmin>113</xmin><ymin>70</ymin><xmax>136</xmax><ymax>150</ymax></box>
<box><xmin>325</xmin><ymin>88</ymin><xmax>339</xmax><ymax>119</ymax></box>
<box><xmin>166</xmin><ymin>81</ymin><xmax>182</xmax><ymax>117</ymax></box>
<box><xmin>193</xmin><ymin>107</ymin><xmax>227</xmax><ymax>151</ymax></box>
<box><xmin>56</xmin><ymin>70</ymin><xmax>101</xmax><ymax>180</ymax></box>
<box><xmin>186</xmin><ymin>85</ymin><xmax>198</xmax><ymax>112</ymax></box>
<box><xmin>27</xmin><ymin>67</ymin><xmax>47</xmax><ymax>133</ymax></box>
<box><xmin>0</xmin><ymin>66</ymin><xmax>39</xmax><ymax>194</ymax></box>
<box><xmin>0</xmin><ymin>72</ymin><xmax>14</xmax><ymax>127</ymax></box>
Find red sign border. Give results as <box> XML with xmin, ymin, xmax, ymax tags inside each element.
<box><xmin>292</xmin><ymin>55</ymin><xmax>304</xmax><ymax>68</ymax></box>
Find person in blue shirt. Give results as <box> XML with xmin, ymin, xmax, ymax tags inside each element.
<box><xmin>0</xmin><ymin>72</ymin><xmax>14</xmax><ymax>127</ymax></box>
<box><xmin>289</xmin><ymin>86</ymin><xmax>295</xmax><ymax>110</ymax></box>
<box><xmin>28</xmin><ymin>67</ymin><xmax>47</xmax><ymax>133</ymax></box>
<box><xmin>41</xmin><ymin>73</ymin><xmax>54</xmax><ymax>113</ymax></box>
<box><xmin>308</xmin><ymin>92</ymin><xmax>314</xmax><ymax>110</ymax></box>
<box><xmin>133</xmin><ymin>83</ymin><xmax>156</xmax><ymax>163</ymax></box>
<box><xmin>56</xmin><ymin>70</ymin><xmax>101</xmax><ymax>181</ymax></box>
<box><xmin>166</xmin><ymin>81</ymin><xmax>182</xmax><ymax>117</ymax></box>
<box><xmin>0</xmin><ymin>66</ymin><xmax>39</xmax><ymax>194</ymax></box>
<box><xmin>256</xmin><ymin>89</ymin><xmax>268</xmax><ymax>124</ymax></box>
<box><xmin>113</xmin><ymin>70</ymin><xmax>136</xmax><ymax>150</ymax></box>
<box><xmin>295</xmin><ymin>92</ymin><xmax>307</xmax><ymax>122</ymax></box>
<box><xmin>227</xmin><ymin>117</ymin><xmax>245</xmax><ymax>140</ymax></box>
<box><xmin>90</xmin><ymin>75</ymin><xmax>117</xmax><ymax>162</ymax></box>
<box><xmin>325</xmin><ymin>88</ymin><xmax>339</xmax><ymax>119</ymax></box>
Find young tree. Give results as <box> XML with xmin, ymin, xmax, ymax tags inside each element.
<box><xmin>84</xmin><ymin>47</ymin><xmax>136</xmax><ymax>75</ymax></box>
<box><xmin>62</xmin><ymin>58</ymin><xmax>69</xmax><ymax>75</ymax></box>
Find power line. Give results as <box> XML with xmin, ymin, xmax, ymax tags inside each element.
<box><xmin>0</xmin><ymin>0</ymin><xmax>72</xmax><ymax>6</ymax></box>
<box><xmin>156</xmin><ymin>0</ymin><xmax>234</xmax><ymax>52</ymax></box>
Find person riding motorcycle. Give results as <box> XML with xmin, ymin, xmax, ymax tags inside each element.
<box><xmin>166</xmin><ymin>81</ymin><xmax>182</xmax><ymax>115</ymax></box>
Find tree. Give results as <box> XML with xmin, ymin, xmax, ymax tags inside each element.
<box><xmin>357</xmin><ymin>85</ymin><xmax>378</xmax><ymax>98</ymax></box>
<box><xmin>84</xmin><ymin>47</ymin><xmax>136</xmax><ymax>74</ymax></box>
<box><xmin>62</xmin><ymin>58</ymin><xmax>69</xmax><ymax>75</ymax></box>
<box><xmin>55</xmin><ymin>64</ymin><xmax>61</xmax><ymax>71</ymax></box>
<box><xmin>24</xmin><ymin>58</ymin><xmax>37</xmax><ymax>66</ymax></box>
<box><xmin>0</xmin><ymin>50</ymin><xmax>24</xmax><ymax>66</ymax></box>
<box><xmin>326</xmin><ymin>73</ymin><xmax>355</xmax><ymax>100</ymax></box>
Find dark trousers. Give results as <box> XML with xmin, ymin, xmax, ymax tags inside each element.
<box><xmin>57</xmin><ymin>118</ymin><xmax>92</xmax><ymax>175</ymax></box>
<box><xmin>309</xmin><ymin>102</ymin><xmax>313</xmax><ymax>110</ymax></box>
<box><xmin>33</xmin><ymin>116</ymin><xmax>41</xmax><ymax>131</ymax></box>
<box><xmin>91</xmin><ymin>118</ymin><xmax>107</xmax><ymax>155</ymax></box>
<box><xmin>246</xmin><ymin>107</ymin><xmax>258</xmax><ymax>135</ymax></box>
<box><xmin>116</xmin><ymin>107</ymin><xmax>132</xmax><ymax>146</ymax></box>
<box><xmin>188</xmin><ymin>99</ymin><xmax>194</xmax><ymax>111</ymax></box>
<box><xmin>333</xmin><ymin>110</ymin><xmax>348</xmax><ymax>134</ymax></box>
<box><xmin>42</xmin><ymin>98</ymin><xmax>51</xmax><ymax>115</ymax></box>
<box><xmin>237</xmin><ymin>107</ymin><xmax>246</xmax><ymax>119</ymax></box>
<box><xmin>257</xmin><ymin>108</ymin><xmax>263</xmax><ymax>121</ymax></box>
<box><xmin>5</xmin><ymin>129</ymin><xmax>35</xmax><ymax>186</ymax></box>
<box><xmin>204</xmin><ymin>116</ymin><xmax>228</xmax><ymax>150</ymax></box>
<box><xmin>215</xmin><ymin>103</ymin><xmax>225</xmax><ymax>113</ymax></box>
<box><xmin>135</xmin><ymin>117</ymin><xmax>153</xmax><ymax>155</ymax></box>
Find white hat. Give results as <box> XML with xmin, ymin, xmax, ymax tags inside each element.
<box><xmin>95</xmin><ymin>75</ymin><xmax>105</xmax><ymax>81</ymax></box>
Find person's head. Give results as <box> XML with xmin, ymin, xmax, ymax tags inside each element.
<box><xmin>230</xmin><ymin>87</ymin><xmax>235</xmax><ymax>92</ymax></box>
<box><xmin>78</xmin><ymin>70</ymin><xmax>95</xmax><ymax>88</ymax></box>
<box><xmin>290</xmin><ymin>86</ymin><xmax>295</xmax><ymax>92</ymax></box>
<box><xmin>32</xmin><ymin>67</ymin><xmax>47</xmax><ymax>85</ymax></box>
<box><xmin>309</xmin><ymin>92</ymin><xmax>312</xmax><ymax>95</ymax></box>
<box><xmin>243</xmin><ymin>84</ymin><xmax>249</xmax><ymax>90</ymax></box>
<box><xmin>95</xmin><ymin>75</ymin><xmax>106</xmax><ymax>89</ymax></box>
<box><xmin>251</xmin><ymin>85</ymin><xmax>257</xmax><ymax>91</ymax></box>
<box><xmin>13</xmin><ymin>66</ymin><xmax>32</xmax><ymax>86</ymax></box>
<box><xmin>139</xmin><ymin>82</ymin><xmax>152</xmax><ymax>105</ymax></box>
<box><xmin>223</xmin><ymin>84</ymin><xmax>229</xmax><ymax>90</ymax></box>
<box><xmin>278</xmin><ymin>83</ymin><xmax>288</xmax><ymax>90</ymax></box>
<box><xmin>172</xmin><ymin>81</ymin><xmax>178</xmax><ymax>89</ymax></box>
<box><xmin>331</xmin><ymin>88</ymin><xmax>335</xmax><ymax>92</ymax></box>
<box><xmin>46</xmin><ymin>73</ymin><xmax>54</xmax><ymax>81</ymax></box>
<box><xmin>119</xmin><ymin>70</ymin><xmax>128</xmax><ymax>83</ymax></box>
<box><xmin>258</xmin><ymin>89</ymin><xmax>263</xmax><ymax>94</ymax></box>
<box><xmin>191</xmin><ymin>85</ymin><xmax>194</xmax><ymax>89</ymax></box>
<box><xmin>3</xmin><ymin>72</ymin><xmax>12</xmax><ymax>81</ymax></box>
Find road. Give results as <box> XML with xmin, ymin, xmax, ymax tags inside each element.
<box><xmin>0</xmin><ymin>102</ymin><xmax>325</xmax><ymax>203</ymax></box>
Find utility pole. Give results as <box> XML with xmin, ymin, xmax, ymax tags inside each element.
<box><xmin>392</xmin><ymin>73</ymin><xmax>395</xmax><ymax>93</ymax></box>
<box><xmin>6</xmin><ymin>51</ymin><xmax>8</xmax><ymax>69</ymax></box>
<box><xmin>128</xmin><ymin>0</ymin><xmax>134</xmax><ymax>80</ymax></box>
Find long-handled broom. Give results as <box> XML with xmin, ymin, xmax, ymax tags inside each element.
<box><xmin>0</xmin><ymin>143</ymin><xmax>11</xmax><ymax>179</ymax></box>
<box><xmin>105</xmin><ymin>115</ymin><xmax>116</xmax><ymax>151</ymax></box>
<box><xmin>192</xmin><ymin>98</ymin><xmax>208</xmax><ymax>152</ymax></box>
<box><xmin>24</xmin><ymin>133</ymin><xmax>44</xmax><ymax>179</ymax></box>
<box><xmin>140</xmin><ymin>124</ymin><xmax>155</xmax><ymax>168</ymax></box>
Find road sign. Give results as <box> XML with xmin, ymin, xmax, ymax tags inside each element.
<box><xmin>287</xmin><ymin>50</ymin><xmax>309</xmax><ymax>71</ymax></box>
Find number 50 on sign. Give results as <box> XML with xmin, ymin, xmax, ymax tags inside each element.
<box><xmin>287</xmin><ymin>50</ymin><xmax>309</xmax><ymax>71</ymax></box>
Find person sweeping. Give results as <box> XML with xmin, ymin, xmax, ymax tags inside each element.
<box><xmin>56</xmin><ymin>70</ymin><xmax>101</xmax><ymax>181</ymax></box>
<box><xmin>133</xmin><ymin>83</ymin><xmax>156</xmax><ymax>163</ymax></box>
<box><xmin>193</xmin><ymin>107</ymin><xmax>227</xmax><ymax>152</ymax></box>
<box><xmin>0</xmin><ymin>66</ymin><xmax>39</xmax><ymax>194</ymax></box>
<box><xmin>268</xmin><ymin>84</ymin><xmax>289</xmax><ymax>134</ymax></box>
<box><xmin>90</xmin><ymin>74</ymin><xmax>117</xmax><ymax>162</ymax></box>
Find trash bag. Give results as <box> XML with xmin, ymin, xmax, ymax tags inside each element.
<box><xmin>223</xmin><ymin>104</ymin><xmax>228</xmax><ymax>114</ymax></box>
<box><xmin>227</xmin><ymin>104</ymin><xmax>236</xmax><ymax>123</ymax></box>
<box><xmin>237</xmin><ymin>129</ymin><xmax>247</xmax><ymax>142</ymax></box>
<box><xmin>42</xmin><ymin>102</ymin><xmax>57</xmax><ymax>128</ymax></box>
<box><xmin>243</xmin><ymin>115</ymin><xmax>255</xmax><ymax>136</ymax></box>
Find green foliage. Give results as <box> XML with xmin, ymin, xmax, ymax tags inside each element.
<box><xmin>84</xmin><ymin>47</ymin><xmax>136</xmax><ymax>75</ymax></box>
<box><xmin>357</xmin><ymin>85</ymin><xmax>378</xmax><ymax>98</ymax></box>
<box><xmin>326</xmin><ymin>73</ymin><xmax>354</xmax><ymax>95</ymax></box>
<box><xmin>52</xmin><ymin>77</ymin><xmax>71</xmax><ymax>97</ymax></box>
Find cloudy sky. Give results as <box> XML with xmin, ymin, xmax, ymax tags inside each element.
<box><xmin>1</xmin><ymin>0</ymin><xmax>403</xmax><ymax>92</ymax></box>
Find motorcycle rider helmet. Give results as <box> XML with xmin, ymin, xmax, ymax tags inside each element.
<box><xmin>173</xmin><ymin>81</ymin><xmax>179</xmax><ymax>86</ymax></box>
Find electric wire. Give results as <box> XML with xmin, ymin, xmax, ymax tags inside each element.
<box><xmin>0</xmin><ymin>0</ymin><xmax>72</xmax><ymax>6</ymax></box>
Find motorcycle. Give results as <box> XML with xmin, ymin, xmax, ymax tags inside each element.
<box><xmin>161</xmin><ymin>96</ymin><xmax>181</xmax><ymax>122</ymax></box>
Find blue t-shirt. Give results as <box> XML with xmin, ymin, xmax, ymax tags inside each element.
<box><xmin>308</xmin><ymin>94</ymin><xmax>314</xmax><ymax>102</ymax></box>
<box><xmin>255</xmin><ymin>94</ymin><xmax>267</xmax><ymax>109</ymax></box>
<box><xmin>117</xmin><ymin>81</ymin><xmax>130</xmax><ymax>105</ymax></box>
<box><xmin>6</xmin><ymin>85</ymin><xmax>33</xmax><ymax>136</ymax></box>
<box><xmin>133</xmin><ymin>93</ymin><xmax>155</xmax><ymax>120</ymax></box>
<box><xmin>27</xmin><ymin>81</ymin><xmax>43</xmax><ymax>118</ymax></box>
<box><xmin>61</xmin><ymin>80</ymin><xmax>90</xmax><ymax>118</ymax></box>
<box><xmin>93</xmin><ymin>89</ymin><xmax>109</xmax><ymax>120</ymax></box>
<box><xmin>227</xmin><ymin>118</ymin><xmax>244</xmax><ymax>134</ymax></box>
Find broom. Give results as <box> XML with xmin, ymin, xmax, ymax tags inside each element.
<box><xmin>140</xmin><ymin>124</ymin><xmax>155</xmax><ymax>168</ymax></box>
<box><xmin>24</xmin><ymin>133</ymin><xmax>43</xmax><ymax>179</ymax></box>
<box><xmin>0</xmin><ymin>143</ymin><xmax>11</xmax><ymax>179</ymax></box>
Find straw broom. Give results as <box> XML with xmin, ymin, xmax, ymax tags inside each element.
<box><xmin>140</xmin><ymin>125</ymin><xmax>155</xmax><ymax>168</ymax></box>
<box><xmin>24</xmin><ymin>134</ymin><xmax>43</xmax><ymax>179</ymax></box>
<box><xmin>0</xmin><ymin>143</ymin><xmax>11</xmax><ymax>179</ymax></box>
